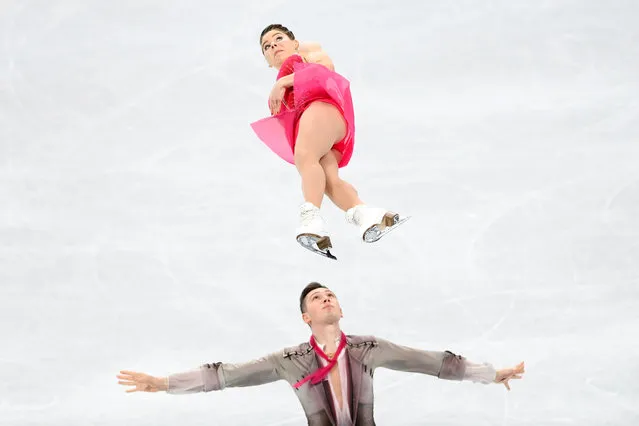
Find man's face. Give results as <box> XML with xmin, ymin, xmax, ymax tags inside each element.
<box><xmin>302</xmin><ymin>287</ymin><xmax>343</xmax><ymax>326</ymax></box>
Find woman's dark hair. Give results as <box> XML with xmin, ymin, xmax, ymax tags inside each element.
<box><xmin>299</xmin><ymin>282</ymin><xmax>327</xmax><ymax>313</ymax></box>
<box><xmin>260</xmin><ymin>24</ymin><xmax>295</xmax><ymax>49</ymax></box>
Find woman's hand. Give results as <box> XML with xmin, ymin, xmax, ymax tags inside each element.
<box><xmin>269</xmin><ymin>79</ymin><xmax>287</xmax><ymax>115</ymax></box>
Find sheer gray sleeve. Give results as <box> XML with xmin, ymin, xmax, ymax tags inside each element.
<box><xmin>166</xmin><ymin>354</ymin><xmax>282</xmax><ymax>395</ymax></box>
<box><xmin>462</xmin><ymin>360</ymin><xmax>496</xmax><ymax>384</ymax></box>
<box><xmin>371</xmin><ymin>339</ymin><xmax>465</xmax><ymax>380</ymax></box>
<box><xmin>166</xmin><ymin>362</ymin><xmax>224</xmax><ymax>394</ymax></box>
<box><xmin>370</xmin><ymin>338</ymin><xmax>496</xmax><ymax>384</ymax></box>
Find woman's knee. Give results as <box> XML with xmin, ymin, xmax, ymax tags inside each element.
<box><xmin>323</xmin><ymin>172</ymin><xmax>344</xmax><ymax>196</ymax></box>
<box><xmin>294</xmin><ymin>146</ymin><xmax>321</xmax><ymax>167</ymax></box>
<box><xmin>319</xmin><ymin>152</ymin><xmax>337</xmax><ymax>178</ymax></box>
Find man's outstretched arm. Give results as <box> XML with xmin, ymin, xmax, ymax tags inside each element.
<box><xmin>371</xmin><ymin>338</ymin><xmax>524</xmax><ymax>389</ymax></box>
<box><xmin>117</xmin><ymin>352</ymin><xmax>283</xmax><ymax>395</ymax></box>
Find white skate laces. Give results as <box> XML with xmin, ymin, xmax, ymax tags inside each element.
<box><xmin>298</xmin><ymin>202</ymin><xmax>328</xmax><ymax>235</ymax></box>
<box><xmin>296</xmin><ymin>202</ymin><xmax>336</xmax><ymax>259</ymax></box>
<box><xmin>345</xmin><ymin>204</ymin><xmax>405</xmax><ymax>243</ymax></box>
<box><xmin>299</xmin><ymin>202</ymin><xmax>320</xmax><ymax>225</ymax></box>
<box><xmin>345</xmin><ymin>204</ymin><xmax>386</xmax><ymax>228</ymax></box>
<box><xmin>345</xmin><ymin>204</ymin><xmax>366</xmax><ymax>227</ymax></box>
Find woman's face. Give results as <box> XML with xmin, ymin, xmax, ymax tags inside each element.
<box><xmin>261</xmin><ymin>29</ymin><xmax>299</xmax><ymax>69</ymax></box>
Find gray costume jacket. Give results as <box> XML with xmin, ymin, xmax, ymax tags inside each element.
<box><xmin>167</xmin><ymin>335</ymin><xmax>496</xmax><ymax>425</ymax></box>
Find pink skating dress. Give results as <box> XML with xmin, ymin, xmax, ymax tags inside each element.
<box><xmin>250</xmin><ymin>54</ymin><xmax>355</xmax><ymax>168</ymax></box>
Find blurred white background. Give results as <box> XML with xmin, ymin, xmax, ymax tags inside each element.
<box><xmin>1</xmin><ymin>0</ymin><xmax>638</xmax><ymax>424</ymax></box>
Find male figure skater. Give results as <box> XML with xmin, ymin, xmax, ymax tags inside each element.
<box><xmin>117</xmin><ymin>282</ymin><xmax>524</xmax><ymax>425</ymax></box>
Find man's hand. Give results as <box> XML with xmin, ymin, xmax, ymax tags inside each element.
<box><xmin>494</xmin><ymin>361</ymin><xmax>525</xmax><ymax>391</ymax></box>
<box><xmin>117</xmin><ymin>370</ymin><xmax>168</xmax><ymax>393</ymax></box>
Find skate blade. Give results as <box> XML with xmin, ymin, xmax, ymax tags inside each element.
<box><xmin>296</xmin><ymin>234</ymin><xmax>337</xmax><ymax>260</ymax></box>
<box><xmin>363</xmin><ymin>213</ymin><xmax>411</xmax><ymax>243</ymax></box>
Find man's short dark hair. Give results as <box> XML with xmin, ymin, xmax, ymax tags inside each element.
<box><xmin>300</xmin><ymin>282</ymin><xmax>327</xmax><ymax>313</ymax></box>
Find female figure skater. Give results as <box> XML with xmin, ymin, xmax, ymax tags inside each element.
<box><xmin>251</xmin><ymin>24</ymin><xmax>408</xmax><ymax>259</ymax></box>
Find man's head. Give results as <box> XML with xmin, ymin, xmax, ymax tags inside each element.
<box><xmin>299</xmin><ymin>282</ymin><xmax>343</xmax><ymax>327</ymax></box>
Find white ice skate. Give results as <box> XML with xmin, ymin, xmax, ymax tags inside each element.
<box><xmin>296</xmin><ymin>202</ymin><xmax>337</xmax><ymax>260</ymax></box>
<box><xmin>345</xmin><ymin>204</ymin><xmax>410</xmax><ymax>243</ymax></box>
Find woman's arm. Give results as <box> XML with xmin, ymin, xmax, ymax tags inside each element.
<box><xmin>299</xmin><ymin>41</ymin><xmax>335</xmax><ymax>71</ymax></box>
<box><xmin>275</xmin><ymin>42</ymin><xmax>334</xmax><ymax>91</ymax></box>
<box><xmin>269</xmin><ymin>43</ymin><xmax>336</xmax><ymax>114</ymax></box>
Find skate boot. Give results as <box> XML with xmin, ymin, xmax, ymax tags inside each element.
<box><xmin>345</xmin><ymin>204</ymin><xmax>410</xmax><ymax>243</ymax></box>
<box><xmin>296</xmin><ymin>202</ymin><xmax>337</xmax><ymax>260</ymax></box>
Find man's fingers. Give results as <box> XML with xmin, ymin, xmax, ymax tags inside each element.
<box><xmin>504</xmin><ymin>380</ymin><xmax>511</xmax><ymax>391</ymax></box>
<box><xmin>116</xmin><ymin>374</ymin><xmax>134</xmax><ymax>380</ymax></box>
<box><xmin>118</xmin><ymin>380</ymin><xmax>137</xmax><ymax>386</ymax></box>
<box><xmin>125</xmin><ymin>387</ymin><xmax>139</xmax><ymax>393</ymax></box>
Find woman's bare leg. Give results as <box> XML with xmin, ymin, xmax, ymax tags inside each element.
<box><xmin>320</xmin><ymin>149</ymin><xmax>363</xmax><ymax>211</ymax></box>
<box><xmin>294</xmin><ymin>102</ymin><xmax>346</xmax><ymax>207</ymax></box>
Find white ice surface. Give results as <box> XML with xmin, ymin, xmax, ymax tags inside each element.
<box><xmin>1</xmin><ymin>1</ymin><xmax>638</xmax><ymax>425</ymax></box>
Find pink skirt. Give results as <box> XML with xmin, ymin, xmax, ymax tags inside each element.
<box><xmin>250</xmin><ymin>61</ymin><xmax>355</xmax><ymax>168</ymax></box>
